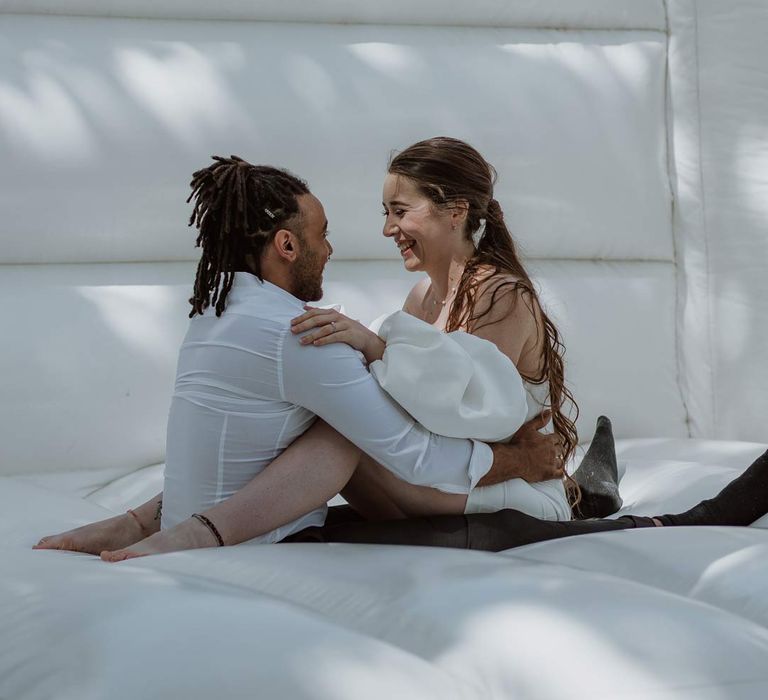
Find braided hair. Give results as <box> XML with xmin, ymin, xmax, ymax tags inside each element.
<box><xmin>187</xmin><ymin>155</ymin><xmax>309</xmax><ymax>317</ymax></box>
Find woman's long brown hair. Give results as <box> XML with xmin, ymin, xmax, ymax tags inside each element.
<box><xmin>389</xmin><ymin>137</ymin><xmax>580</xmax><ymax>506</ymax></box>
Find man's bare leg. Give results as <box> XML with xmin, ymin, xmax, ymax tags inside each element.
<box><xmin>103</xmin><ymin>423</ymin><xmax>470</xmax><ymax>561</ymax></box>
<box><xmin>101</xmin><ymin>419</ymin><xmax>362</xmax><ymax>561</ymax></box>
<box><xmin>34</xmin><ymin>494</ymin><xmax>163</xmax><ymax>555</ymax></box>
<box><xmin>36</xmin><ymin>454</ymin><xmax>464</xmax><ymax>557</ymax></box>
<box><xmin>39</xmin><ymin>413</ymin><xmax>560</xmax><ymax>558</ymax></box>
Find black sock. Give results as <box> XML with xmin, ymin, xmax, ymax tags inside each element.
<box><xmin>658</xmin><ymin>448</ymin><xmax>768</xmax><ymax>527</ymax></box>
<box><xmin>571</xmin><ymin>416</ymin><xmax>623</xmax><ymax>519</ymax></box>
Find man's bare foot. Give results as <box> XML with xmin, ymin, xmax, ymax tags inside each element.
<box><xmin>101</xmin><ymin>516</ymin><xmax>218</xmax><ymax>562</ymax></box>
<box><xmin>33</xmin><ymin>513</ymin><xmax>144</xmax><ymax>555</ymax></box>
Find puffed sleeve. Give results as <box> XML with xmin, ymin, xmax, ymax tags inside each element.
<box><xmin>368</xmin><ymin>311</ymin><xmax>529</xmax><ymax>442</ymax></box>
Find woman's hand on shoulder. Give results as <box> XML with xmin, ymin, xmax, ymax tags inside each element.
<box><xmin>291</xmin><ymin>306</ymin><xmax>385</xmax><ymax>364</ymax></box>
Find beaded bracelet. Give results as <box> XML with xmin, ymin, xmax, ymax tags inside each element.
<box><xmin>192</xmin><ymin>513</ymin><xmax>225</xmax><ymax>547</ymax></box>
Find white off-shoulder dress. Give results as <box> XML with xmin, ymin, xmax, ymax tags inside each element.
<box><xmin>369</xmin><ymin>311</ymin><xmax>571</xmax><ymax>521</ymax></box>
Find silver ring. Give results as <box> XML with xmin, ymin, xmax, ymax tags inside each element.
<box><xmin>330</xmin><ymin>321</ymin><xmax>337</xmax><ymax>333</ymax></box>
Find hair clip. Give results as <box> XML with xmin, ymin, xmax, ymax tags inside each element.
<box><xmin>264</xmin><ymin>207</ymin><xmax>276</xmax><ymax>220</ymax></box>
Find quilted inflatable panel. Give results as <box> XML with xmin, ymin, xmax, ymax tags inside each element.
<box><xmin>1</xmin><ymin>258</ymin><xmax>686</xmax><ymax>476</ymax></box>
<box><xmin>4</xmin><ymin>471</ymin><xmax>768</xmax><ymax>700</ymax></box>
<box><xmin>0</xmin><ymin>16</ymin><xmax>671</xmax><ymax>263</ymax></box>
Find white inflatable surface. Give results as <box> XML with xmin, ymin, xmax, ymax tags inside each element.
<box><xmin>2</xmin><ymin>0</ymin><xmax>768</xmax><ymax>697</ymax></box>
<box><xmin>4</xmin><ymin>439</ymin><xmax>768</xmax><ymax>699</ymax></box>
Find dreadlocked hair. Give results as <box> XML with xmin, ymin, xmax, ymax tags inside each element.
<box><xmin>187</xmin><ymin>155</ymin><xmax>309</xmax><ymax>317</ymax></box>
<box><xmin>389</xmin><ymin>137</ymin><xmax>581</xmax><ymax>509</ymax></box>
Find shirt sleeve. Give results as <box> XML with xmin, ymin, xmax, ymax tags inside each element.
<box><xmin>280</xmin><ymin>329</ymin><xmax>493</xmax><ymax>494</ymax></box>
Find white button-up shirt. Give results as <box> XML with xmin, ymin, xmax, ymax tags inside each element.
<box><xmin>162</xmin><ymin>272</ymin><xmax>493</xmax><ymax>543</ymax></box>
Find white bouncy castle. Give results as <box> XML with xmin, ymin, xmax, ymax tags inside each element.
<box><xmin>2</xmin><ymin>1</ymin><xmax>768</xmax><ymax>697</ymax></box>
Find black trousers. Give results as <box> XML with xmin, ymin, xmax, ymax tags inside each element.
<box><xmin>283</xmin><ymin>505</ymin><xmax>653</xmax><ymax>552</ymax></box>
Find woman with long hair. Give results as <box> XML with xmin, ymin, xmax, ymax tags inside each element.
<box><xmin>280</xmin><ymin>136</ymin><xmax>583</xmax><ymax>525</ymax></box>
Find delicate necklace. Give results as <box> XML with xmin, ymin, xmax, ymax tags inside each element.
<box><xmin>432</xmin><ymin>283</ymin><xmax>457</xmax><ymax>306</ymax></box>
<box><xmin>432</xmin><ymin>263</ymin><xmax>465</xmax><ymax>306</ymax></box>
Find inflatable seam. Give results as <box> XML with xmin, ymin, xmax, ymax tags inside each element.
<box><xmin>662</xmin><ymin>0</ymin><xmax>693</xmax><ymax>438</ymax></box>
<box><xmin>0</xmin><ymin>10</ymin><xmax>667</xmax><ymax>32</ymax></box>
<box><xmin>690</xmin><ymin>2</ymin><xmax>717</xmax><ymax>432</ymax></box>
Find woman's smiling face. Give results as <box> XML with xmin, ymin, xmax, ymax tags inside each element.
<box><xmin>381</xmin><ymin>173</ymin><xmax>453</xmax><ymax>272</ymax></box>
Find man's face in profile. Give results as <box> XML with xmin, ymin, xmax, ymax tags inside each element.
<box><xmin>290</xmin><ymin>193</ymin><xmax>332</xmax><ymax>302</ymax></box>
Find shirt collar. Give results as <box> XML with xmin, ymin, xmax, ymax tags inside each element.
<box><xmin>232</xmin><ymin>271</ymin><xmax>305</xmax><ymax>309</ymax></box>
